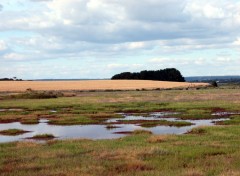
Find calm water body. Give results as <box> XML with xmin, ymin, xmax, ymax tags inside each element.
<box><xmin>0</xmin><ymin>112</ymin><xmax>229</xmax><ymax>143</ymax></box>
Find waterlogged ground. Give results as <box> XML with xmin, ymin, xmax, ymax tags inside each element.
<box><xmin>0</xmin><ymin>89</ymin><xmax>240</xmax><ymax>175</ymax></box>
<box><xmin>0</xmin><ymin>111</ymin><xmax>229</xmax><ymax>143</ymax></box>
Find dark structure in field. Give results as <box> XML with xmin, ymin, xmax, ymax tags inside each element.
<box><xmin>111</xmin><ymin>68</ymin><xmax>185</xmax><ymax>82</ymax></box>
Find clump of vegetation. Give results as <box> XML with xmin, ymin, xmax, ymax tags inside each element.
<box><xmin>0</xmin><ymin>129</ymin><xmax>30</xmax><ymax>136</ymax></box>
<box><xmin>141</xmin><ymin>120</ymin><xmax>193</xmax><ymax>127</ymax></box>
<box><xmin>20</xmin><ymin>119</ymin><xmax>39</xmax><ymax>124</ymax></box>
<box><xmin>105</xmin><ymin>125</ymin><xmax>121</xmax><ymax>129</ymax></box>
<box><xmin>215</xmin><ymin>115</ymin><xmax>240</xmax><ymax>125</ymax></box>
<box><xmin>111</xmin><ymin>68</ymin><xmax>185</xmax><ymax>82</ymax></box>
<box><xmin>187</xmin><ymin>127</ymin><xmax>206</xmax><ymax>135</ymax></box>
<box><xmin>30</xmin><ymin>134</ymin><xmax>55</xmax><ymax>140</ymax></box>
<box><xmin>116</xmin><ymin>119</ymin><xmax>193</xmax><ymax>127</ymax></box>
<box><xmin>148</xmin><ymin>135</ymin><xmax>175</xmax><ymax>143</ymax></box>
<box><xmin>113</xmin><ymin>131</ymin><xmax>133</xmax><ymax>134</ymax></box>
<box><xmin>10</xmin><ymin>89</ymin><xmax>64</xmax><ymax>99</ymax></box>
<box><xmin>113</xmin><ymin>161</ymin><xmax>153</xmax><ymax>173</ymax></box>
<box><xmin>210</xmin><ymin>81</ymin><xmax>218</xmax><ymax>87</ymax></box>
<box><xmin>132</xmin><ymin>129</ymin><xmax>152</xmax><ymax>135</ymax></box>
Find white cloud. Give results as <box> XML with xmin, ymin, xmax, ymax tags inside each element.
<box><xmin>233</xmin><ymin>38</ymin><xmax>240</xmax><ymax>46</ymax></box>
<box><xmin>0</xmin><ymin>40</ymin><xmax>7</xmax><ymax>51</ymax></box>
<box><xmin>149</xmin><ymin>58</ymin><xmax>172</xmax><ymax>63</ymax></box>
<box><xmin>1</xmin><ymin>0</ymin><xmax>240</xmax><ymax>44</ymax></box>
<box><xmin>3</xmin><ymin>53</ymin><xmax>25</xmax><ymax>61</ymax></box>
<box><xmin>127</xmin><ymin>42</ymin><xmax>145</xmax><ymax>50</ymax></box>
<box><xmin>0</xmin><ymin>0</ymin><xmax>240</xmax><ymax>78</ymax></box>
<box><xmin>147</xmin><ymin>56</ymin><xmax>239</xmax><ymax>68</ymax></box>
<box><xmin>107</xmin><ymin>63</ymin><xmax>143</xmax><ymax>70</ymax></box>
<box><xmin>184</xmin><ymin>2</ymin><xmax>225</xmax><ymax>19</ymax></box>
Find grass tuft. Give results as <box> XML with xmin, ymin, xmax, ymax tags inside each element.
<box><xmin>0</xmin><ymin>129</ymin><xmax>30</xmax><ymax>136</ymax></box>
<box><xmin>187</xmin><ymin>127</ymin><xmax>207</xmax><ymax>135</ymax></box>
<box><xmin>147</xmin><ymin>135</ymin><xmax>174</xmax><ymax>143</ymax></box>
<box><xmin>113</xmin><ymin>161</ymin><xmax>153</xmax><ymax>173</ymax></box>
<box><xmin>30</xmin><ymin>134</ymin><xmax>55</xmax><ymax>140</ymax></box>
<box><xmin>132</xmin><ymin>129</ymin><xmax>152</xmax><ymax>135</ymax></box>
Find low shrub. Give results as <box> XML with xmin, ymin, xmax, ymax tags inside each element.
<box><xmin>10</xmin><ymin>89</ymin><xmax>64</xmax><ymax>99</ymax></box>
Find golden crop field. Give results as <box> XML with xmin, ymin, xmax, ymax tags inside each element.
<box><xmin>0</xmin><ymin>80</ymin><xmax>209</xmax><ymax>92</ymax></box>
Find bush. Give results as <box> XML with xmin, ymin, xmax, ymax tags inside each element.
<box><xmin>210</xmin><ymin>81</ymin><xmax>218</xmax><ymax>87</ymax></box>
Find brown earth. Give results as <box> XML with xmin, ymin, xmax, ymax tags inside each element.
<box><xmin>0</xmin><ymin>80</ymin><xmax>209</xmax><ymax>92</ymax></box>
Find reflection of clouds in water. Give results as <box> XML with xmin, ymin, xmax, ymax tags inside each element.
<box><xmin>0</xmin><ymin>116</ymin><xmax>229</xmax><ymax>143</ymax></box>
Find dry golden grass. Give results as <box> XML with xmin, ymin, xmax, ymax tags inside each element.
<box><xmin>0</xmin><ymin>80</ymin><xmax>209</xmax><ymax>92</ymax></box>
<box><xmin>147</xmin><ymin>135</ymin><xmax>175</xmax><ymax>143</ymax></box>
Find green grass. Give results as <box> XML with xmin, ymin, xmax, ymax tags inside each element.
<box><xmin>0</xmin><ymin>129</ymin><xmax>30</xmax><ymax>136</ymax></box>
<box><xmin>30</xmin><ymin>134</ymin><xmax>55</xmax><ymax>140</ymax></box>
<box><xmin>216</xmin><ymin>115</ymin><xmax>240</xmax><ymax>125</ymax></box>
<box><xmin>0</xmin><ymin>88</ymin><xmax>240</xmax><ymax>175</ymax></box>
<box><xmin>116</xmin><ymin>119</ymin><xmax>193</xmax><ymax>127</ymax></box>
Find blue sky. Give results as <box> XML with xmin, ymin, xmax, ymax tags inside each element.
<box><xmin>0</xmin><ymin>0</ymin><xmax>240</xmax><ymax>79</ymax></box>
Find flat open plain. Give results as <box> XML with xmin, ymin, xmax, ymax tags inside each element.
<box><xmin>0</xmin><ymin>80</ymin><xmax>209</xmax><ymax>92</ymax></box>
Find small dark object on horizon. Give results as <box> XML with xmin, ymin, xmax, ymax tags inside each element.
<box><xmin>210</xmin><ymin>81</ymin><xmax>218</xmax><ymax>87</ymax></box>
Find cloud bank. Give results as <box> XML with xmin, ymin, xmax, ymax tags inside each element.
<box><xmin>0</xmin><ymin>0</ymin><xmax>239</xmax><ymax>78</ymax></box>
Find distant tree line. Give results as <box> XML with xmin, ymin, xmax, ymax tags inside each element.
<box><xmin>111</xmin><ymin>68</ymin><xmax>185</xmax><ymax>82</ymax></box>
<box><xmin>0</xmin><ymin>77</ymin><xmax>22</xmax><ymax>81</ymax></box>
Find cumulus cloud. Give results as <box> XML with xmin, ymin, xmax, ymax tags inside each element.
<box><xmin>0</xmin><ymin>0</ymin><xmax>240</xmax><ymax>78</ymax></box>
<box><xmin>42</xmin><ymin>0</ymin><xmax>240</xmax><ymax>43</ymax></box>
<box><xmin>0</xmin><ymin>4</ymin><xmax>3</xmax><ymax>11</ymax></box>
<box><xmin>184</xmin><ymin>1</ymin><xmax>225</xmax><ymax>19</ymax></box>
<box><xmin>1</xmin><ymin>0</ymin><xmax>240</xmax><ymax>44</ymax></box>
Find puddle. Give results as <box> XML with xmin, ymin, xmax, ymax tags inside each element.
<box><xmin>39</xmin><ymin>119</ymin><xmax>49</xmax><ymax>123</ymax></box>
<box><xmin>0</xmin><ymin>109</ymin><xmax>24</xmax><ymax>112</ymax></box>
<box><xmin>107</xmin><ymin>112</ymin><xmax>179</xmax><ymax>123</ymax></box>
<box><xmin>0</xmin><ymin>112</ymin><xmax>229</xmax><ymax>143</ymax></box>
<box><xmin>50</xmin><ymin>110</ymin><xmax>57</xmax><ymax>113</ymax></box>
<box><xmin>212</xmin><ymin>112</ymin><xmax>240</xmax><ymax>116</ymax></box>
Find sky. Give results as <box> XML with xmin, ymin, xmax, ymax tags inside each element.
<box><xmin>0</xmin><ymin>0</ymin><xmax>240</xmax><ymax>79</ymax></box>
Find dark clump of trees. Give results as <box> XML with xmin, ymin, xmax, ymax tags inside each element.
<box><xmin>0</xmin><ymin>77</ymin><xmax>22</xmax><ymax>81</ymax></box>
<box><xmin>111</xmin><ymin>68</ymin><xmax>185</xmax><ymax>82</ymax></box>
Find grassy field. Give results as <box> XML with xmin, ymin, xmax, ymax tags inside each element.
<box><xmin>0</xmin><ymin>88</ymin><xmax>240</xmax><ymax>175</ymax></box>
<box><xmin>0</xmin><ymin>80</ymin><xmax>209</xmax><ymax>92</ymax></box>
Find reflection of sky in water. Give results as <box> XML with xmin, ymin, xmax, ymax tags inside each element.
<box><xmin>0</xmin><ymin>112</ymin><xmax>229</xmax><ymax>143</ymax></box>
<box><xmin>108</xmin><ymin>112</ymin><xmax>179</xmax><ymax>123</ymax></box>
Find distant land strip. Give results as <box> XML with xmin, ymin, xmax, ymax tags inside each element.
<box><xmin>0</xmin><ymin>80</ymin><xmax>209</xmax><ymax>92</ymax></box>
